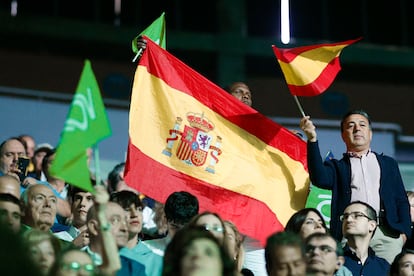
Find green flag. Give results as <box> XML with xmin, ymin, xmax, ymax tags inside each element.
<box><xmin>49</xmin><ymin>60</ymin><xmax>112</xmax><ymax>193</ymax></box>
<box><xmin>132</xmin><ymin>12</ymin><xmax>166</xmax><ymax>53</ymax></box>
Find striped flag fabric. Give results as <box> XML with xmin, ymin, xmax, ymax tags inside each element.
<box><xmin>272</xmin><ymin>38</ymin><xmax>360</xmax><ymax>96</ymax></box>
<box><xmin>124</xmin><ymin>36</ymin><xmax>309</xmax><ymax>245</ymax></box>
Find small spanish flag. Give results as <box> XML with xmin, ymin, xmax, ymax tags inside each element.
<box><xmin>125</xmin><ymin>36</ymin><xmax>309</xmax><ymax>245</ymax></box>
<box><xmin>273</xmin><ymin>38</ymin><xmax>361</xmax><ymax>96</ymax></box>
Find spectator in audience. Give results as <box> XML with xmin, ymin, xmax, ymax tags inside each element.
<box><xmin>389</xmin><ymin>248</ymin><xmax>414</xmax><ymax>276</ymax></box>
<box><xmin>83</xmin><ymin>186</ymin><xmax>144</xmax><ymax>275</ymax></box>
<box><xmin>224</xmin><ymin>220</ymin><xmax>254</xmax><ymax>276</ymax></box>
<box><xmin>163</xmin><ymin>225</ymin><xmax>238</xmax><ymax>276</ymax></box>
<box><xmin>285</xmin><ymin>208</ymin><xmax>328</xmax><ymax>240</ymax></box>
<box><xmin>0</xmin><ymin>193</ymin><xmax>22</xmax><ymax>233</ymax></box>
<box><xmin>23</xmin><ymin>229</ymin><xmax>61</xmax><ymax>275</ymax></box>
<box><xmin>110</xmin><ymin>190</ymin><xmax>163</xmax><ymax>276</ymax></box>
<box><xmin>265</xmin><ymin>231</ymin><xmax>307</xmax><ymax>276</ymax></box>
<box><xmin>188</xmin><ymin>211</ymin><xmax>227</xmax><ymax>247</ymax></box>
<box><xmin>285</xmin><ymin>207</ymin><xmax>352</xmax><ymax>276</ymax></box>
<box><xmin>226</xmin><ymin>81</ymin><xmax>253</xmax><ymax>107</ymax></box>
<box><xmin>21</xmin><ymin>184</ymin><xmax>58</xmax><ymax>232</ymax></box>
<box><xmin>404</xmin><ymin>191</ymin><xmax>414</xmax><ymax>250</ymax></box>
<box><xmin>341</xmin><ymin>201</ymin><xmax>389</xmax><ymax>275</ymax></box>
<box><xmin>304</xmin><ymin>232</ymin><xmax>349</xmax><ymax>276</ymax></box>
<box><xmin>0</xmin><ymin>222</ymin><xmax>42</xmax><ymax>275</ymax></box>
<box><xmin>107</xmin><ymin>161</ymin><xmax>157</xmax><ymax>235</ymax></box>
<box><xmin>54</xmin><ymin>185</ymin><xmax>94</xmax><ymax>247</ymax></box>
<box><xmin>144</xmin><ymin>191</ymin><xmax>199</xmax><ymax>256</ymax></box>
<box><xmin>0</xmin><ymin>174</ymin><xmax>21</xmax><ymax>199</ymax></box>
<box><xmin>300</xmin><ymin>110</ymin><xmax>411</xmax><ymax>263</ymax></box>
<box><xmin>18</xmin><ymin>134</ymin><xmax>36</xmax><ymax>174</ymax></box>
<box><xmin>48</xmin><ymin>248</ymin><xmax>96</xmax><ymax>276</ymax></box>
<box><xmin>29</xmin><ymin>143</ymin><xmax>53</xmax><ymax>181</ymax></box>
<box><xmin>0</xmin><ymin>137</ymin><xmax>26</xmax><ymax>177</ymax></box>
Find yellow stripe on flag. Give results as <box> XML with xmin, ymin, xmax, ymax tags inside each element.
<box><xmin>129</xmin><ymin>66</ymin><xmax>309</xmax><ymax>224</ymax></box>
<box><xmin>278</xmin><ymin>45</ymin><xmax>347</xmax><ymax>86</ymax></box>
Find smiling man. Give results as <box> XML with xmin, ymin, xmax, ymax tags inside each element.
<box><xmin>300</xmin><ymin>109</ymin><xmax>411</xmax><ymax>263</ymax></box>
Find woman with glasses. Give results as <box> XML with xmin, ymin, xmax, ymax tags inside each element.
<box><xmin>48</xmin><ymin>248</ymin><xmax>96</xmax><ymax>276</ymax></box>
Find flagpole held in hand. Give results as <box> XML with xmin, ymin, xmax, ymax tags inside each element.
<box><xmin>93</xmin><ymin>145</ymin><xmax>102</xmax><ymax>186</ymax></box>
<box><xmin>293</xmin><ymin>95</ymin><xmax>306</xmax><ymax>117</ymax></box>
<box><xmin>132</xmin><ymin>48</ymin><xmax>143</xmax><ymax>63</ymax></box>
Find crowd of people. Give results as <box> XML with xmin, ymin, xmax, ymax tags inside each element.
<box><xmin>1</xmin><ymin>54</ymin><xmax>414</xmax><ymax>276</ymax></box>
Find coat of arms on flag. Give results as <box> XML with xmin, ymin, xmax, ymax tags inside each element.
<box><xmin>162</xmin><ymin>112</ymin><xmax>222</xmax><ymax>173</ymax></box>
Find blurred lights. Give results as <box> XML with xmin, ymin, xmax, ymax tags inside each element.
<box><xmin>11</xmin><ymin>0</ymin><xmax>18</xmax><ymax>17</ymax></box>
<box><xmin>281</xmin><ymin>0</ymin><xmax>290</xmax><ymax>44</ymax></box>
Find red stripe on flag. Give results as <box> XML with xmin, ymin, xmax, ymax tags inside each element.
<box><xmin>286</xmin><ymin>56</ymin><xmax>341</xmax><ymax>97</ymax></box>
<box><xmin>126</xmin><ymin>141</ymin><xmax>284</xmax><ymax>245</ymax></box>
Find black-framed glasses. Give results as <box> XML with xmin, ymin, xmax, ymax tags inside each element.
<box><xmin>305</xmin><ymin>244</ymin><xmax>336</xmax><ymax>255</ymax></box>
<box><xmin>339</xmin><ymin>211</ymin><xmax>373</xmax><ymax>222</ymax></box>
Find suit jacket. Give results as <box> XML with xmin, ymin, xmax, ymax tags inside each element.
<box><xmin>307</xmin><ymin>141</ymin><xmax>411</xmax><ymax>240</ymax></box>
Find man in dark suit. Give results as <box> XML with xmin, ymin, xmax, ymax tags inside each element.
<box><xmin>300</xmin><ymin>109</ymin><xmax>411</xmax><ymax>264</ymax></box>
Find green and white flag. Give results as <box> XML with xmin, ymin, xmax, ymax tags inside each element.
<box><xmin>132</xmin><ymin>11</ymin><xmax>166</xmax><ymax>54</ymax></box>
<box><xmin>49</xmin><ymin>60</ymin><xmax>112</xmax><ymax>193</ymax></box>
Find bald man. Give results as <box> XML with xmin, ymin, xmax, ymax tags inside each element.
<box><xmin>0</xmin><ymin>175</ymin><xmax>21</xmax><ymax>199</ymax></box>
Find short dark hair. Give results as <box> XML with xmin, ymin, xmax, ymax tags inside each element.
<box><xmin>0</xmin><ymin>193</ymin><xmax>20</xmax><ymax>206</ymax></box>
<box><xmin>304</xmin><ymin>232</ymin><xmax>343</xmax><ymax>256</ymax></box>
<box><xmin>109</xmin><ymin>190</ymin><xmax>143</xmax><ymax>209</ymax></box>
<box><xmin>340</xmin><ymin>109</ymin><xmax>371</xmax><ymax>132</ymax></box>
<box><xmin>265</xmin><ymin>231</ymin><xmax>305</xmax><ymax>273</ymax></box>
<box><xmin>0</xmin><ymin>137</ymin><xmax>26</xmax><ymax>155</ymax></box>
<box><xmin>107</xmin><ymin>162</ymin><xmax>125</xmax><ymax>193</ymax></box>
<box><xmin>164</xmin><ymin>191</ymin><xmax>199</xmax><ymax>225</ymax></box>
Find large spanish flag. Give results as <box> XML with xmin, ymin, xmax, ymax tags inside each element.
<box><xmin>125</xmin><ymin>37</ymin><xmax>309</xmax><ymax>244</ymax></box>
<box><xmin>272</xmin><ymin>38</ymin><xmax>360</xmax><ymax>96</ymax></box>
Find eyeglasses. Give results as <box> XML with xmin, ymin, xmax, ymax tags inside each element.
<box><xmin>201</xmin><ymin>224</ymin><xmax>224</xmax><ymax>233</ymax></box>
<box><xmin>61</xmin><ymin>262</ymin><xmax>95</xmax><ymax>274</ymax></box>
<box><xmin>339</xmin><ymin>211</ymin><xmax>373</xmax><ymax>222</ymax></box>
<box><xmin>305</xmin><ymin>244</ymin><xmax>336</xmax><ymax>255</ymax></box>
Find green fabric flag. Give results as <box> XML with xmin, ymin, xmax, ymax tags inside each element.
<box><xmin>49</xmin><ymin>60</ymin><xmax>112</xmax><ymax>193</ymax></box>
<box><xmin>132</xmin><ymin>12</ymin><xmax>166</xmax><ymax>53</ymax></box>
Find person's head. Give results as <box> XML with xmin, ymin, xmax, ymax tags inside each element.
<box><xmin>188</xmin><ymin>211</ymin><xmax>226</xmax><ymax>245</ymax></box>
<box><xmin>304</xmin><ymin>232</ymin><xmax>344</xmax><ymax>276</ymax></box>
<box><xmin>33</xmin><ymin>144</ymin><xmax>53</xmax><ymax>176</ymax></box>
<box><xmin>265</xmin><ymin>231</ymin><xmax>306</xmax><ymax>276</ymax></box>
<box><xmin>0</xmin><ymin>174</ymin><xmax>21</xmax><ymax>199</ymax></box>
<box><xmin>163</xmin><ymin>225</ymin><xmax>236</xmax><ymax>276</ymax></box>
<box><xmin>107</xmin><ymin>162</ymin><xmax>139</xmax><ymax>194</ymax></box>
<box><xmin>224</xmin><ymin>220</ymin><xmax>245</xmax><ymax>271</ymax></box>
<box><xmin>0</xmin><ymin>137</ymin><xmax>26</xmax><ymax>174</ymax></box>
<box><xmin>226</xmin><ymin>82</ymin><xmax>252</xmax><ymax>107</ymax></box>
<box><xmin>0</xmin><ymin>193</ymin><xmax>21</xmax><ymax>233</ymax></box>
<box><xmin>110</xmin><ymin>190</ymin><xmax>144</xmax><ymax>240</ymax></box>
<box><xmin>18</xmin><ymin>134</ymin><xmax>36</xmax><ymax>159</ymax></box>
<box><xmin>407</xmin><ymin>191</ymin><xmax>414</xmax><ymax>223</ymax></box>
<box><xmin>164</xmin><ymin>191</ymin><xmax>199</xmax><ymax>237</ymax></box>
<box><xmin>285</xmin><ymin>208</ymin><xmax>328</xmax><ymax>240</ymax></box>
<box><xmin>21</xmin><ymin>184</ymin><xmax>58</xmax><ymax>231</ymax></box>
<box><xmin>49</xmin><ymin>248</ymin><xmax>96</xmax><ymax>276</ymax></box>
<box><xmin>23</xmin><ymin>229</ymin><xmax>61</xmax><ymax>275</ymax></box>
<box><xmin>87</xmin><ymin>201</ymin><xmax>128</xmax><ymax>249</ymax></box>
<box><xmin>69</xmin><ymin>186</ymin><xmax>94</xmax><ymax>229</ymax></box>
<box><xmin>42</xmin><ymin>149</ymin><xmax>59</xmax><ymax>181</ymax></box>
<box><xmin>341</xmin><ymin>201</ymin><xmax>377</xmax><ymax>240</ymax></box>
<box><xmin>390</xmin><ymin>249</ymin><xmax>414</xmax><ymax>276</ymax></box>
<box><xmin>340</xmin><ymin>110</ymin><xmax>372</xmax><ymax>153</ymax></box>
